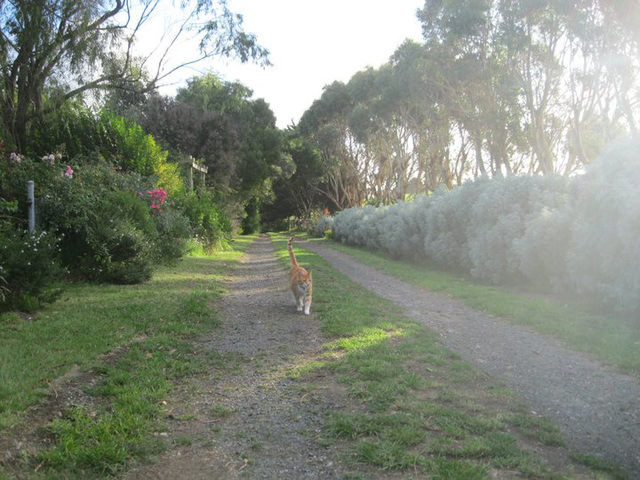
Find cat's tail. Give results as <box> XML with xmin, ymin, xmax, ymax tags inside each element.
<box><xmin>287</xmin><ymin>237</ymin><xmax>298</xmax><ymax>267</ymax></box>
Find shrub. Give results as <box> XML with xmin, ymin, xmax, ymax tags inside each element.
<box><xmin>376</xmin><ymin>197</ymin><xmax>431</xmax><ymax>259</ymax></box>
<box><xmin>422</xmin><ymin>179</ymin><xmax>489</xmax><ymax>272</ymax></box>
<box><xmin>31</xmin><ymin>106</ymin><xmax>185</xmax><ymax>196</ymax></box>
<box><xmin>514</xmin><ymin>204</ymin><xmax>573</xmax><ymax>291</ymax></box>
<box><xmin>33</xmin><ymin>159</ymin><xmax>158</xmax><ymax>282</ymax></box>
<box><xmin>241</xmin><ymin>198</ymin><xmax>261</xmax><ymax>234</ymax></box>
<box><xmin>313</xmin><ymin>215</ymin><xmax>334</xmax><ymax>237</ymax></box>
<box><xmin>328</xmin><ymin>148</ymin><xmax>639</xmax><ymax>313</ymax></box>
<box><xmin>0</xmin><ymin>230</ymin><xmax>65</xmax><ymax>312</ymax></box>
<box><xmin>153</xmin><ymin>208</ymin><xmax>192</xmax><ymax>262</ymax></box>
<box><xmin>99</xmin><ymin>111</ymin><xmax>166</xmax><ymax>176</ymax></box>
<box><xmin>177</xmin><ymin>191</ymin><xmax>232</xmax><ymax>253</ymax></box>
<box><xmin>567</xmin><ymin>137</ymin><xmax>640</xmax><ymax>313</ymax></box>
<box><xmin>465</xmin><ymin>175</ymin><xmax>570</xmax><ymax>284</ymax></box>
<box><xmin>94</xmin><ymin>219</ymin><xmax>153</xmax><ymax>284</ymax></box>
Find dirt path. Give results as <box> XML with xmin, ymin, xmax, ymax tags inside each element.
<box><xmin>125</xmin><ymin>236</ymin><xmax>347</xmax><ymax>479</ymax></box>
<box><xmin>301</xmin><ymin>239</ymin><xmax>640</xmax><ymax>476</ymax></box>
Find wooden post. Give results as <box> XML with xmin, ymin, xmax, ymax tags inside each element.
<box><xmin>180</xmin><ymin>156</ymin><xmax>208</xmax><ymax>190</ymax></box>
<box><xmin>187</xmin><ymin>165</ymin><xmax>194</xmax><ymax>190</ymax></box>
<box><xmin>27</xmin><ymin>180</ymin><xmax>35</xmax><ymax>233</ymax></box>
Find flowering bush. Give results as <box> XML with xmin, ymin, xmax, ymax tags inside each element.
<box><xmin>0</xmin><ymin>230</ymin><xmax>65</xmax><ymax>312</ymax></box>
<box><xmin>34</xmin><ymin>160</ymin><xmax>159</xmax><ymax>283</ymax></box>
<box><xmin>144</xmin><ymin>188</ymin><xmax>167</xmax><ymax>212</ymax></box>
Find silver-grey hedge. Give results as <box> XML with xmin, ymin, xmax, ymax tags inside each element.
<box><xmin>327</xmin><ymin>137</ymin><xmax>639</xmax><ymax>314</ymax></box>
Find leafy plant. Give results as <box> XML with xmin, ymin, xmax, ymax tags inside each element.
<box><xmin>177</xmin><ymin>190</ymin><xmax>232</xmax><ymax>253</ymax></box>
<box><xmin>153</xmin><ymin>207</ymin><xmax>192</xmax><ymax>263</ymax></box>
<box><xmin>0</xmin><ymin>229</ymin><xmax>65</xmax><ymax>311</ymax></box>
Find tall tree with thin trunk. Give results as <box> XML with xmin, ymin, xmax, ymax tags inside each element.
<box><xmin>0</xmin><ymin>0</ymin><xmax>268</xmax><ymax>151</ymax></box>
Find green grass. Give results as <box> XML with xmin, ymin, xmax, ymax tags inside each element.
<box><xmin>0</xmin><ymin>232</ymin><xmax>625</xmax><ymax>479</ymax></box>
<box><xmin>0</xmin><ymin>240</ymin><xmax>253</xmax><ymax>478</ymax></box>
<box><xmin>572</xmin><ymin>454</ymin><xmax>629</xmax><ymax>480</ymax></box>
<box><xmin>271</xmin><ymin>233</ymin><xmax>613</xmax><ymax>479</ymax></box>
<box><xmin>307</xmin><ymin>236</ymin><xmax>640</xmax><ymax>376</ymax></box>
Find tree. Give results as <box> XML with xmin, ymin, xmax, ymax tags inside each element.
<box><xmin>299</xmin><ymin>81</ymin><xmax>367</xmax><ymax>209</ymax></box>
<box><xmin>137</xmin><ymin>74</ymin><xmax>289</xmax><ymax>227</ymax></box>
<box><xmin>0</xmin><ymin>0</ymin><xmax>269</xmax><ymax>150</ymax></box>
<box><xmin>263</xmin><ymin>128</ymin><xmax>327</xmax><ymax>224</ymax></box>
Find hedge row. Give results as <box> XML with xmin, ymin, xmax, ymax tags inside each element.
<box><xmin>326</xmin><ymin>137</ymin><xmax>640</xmax><ymax>314</ymax></box>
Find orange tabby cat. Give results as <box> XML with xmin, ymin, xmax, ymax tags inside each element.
<box><xmin>288</xmin><ymin>237</ymin><xmax>312</xmax><ymax>315</ymax></box>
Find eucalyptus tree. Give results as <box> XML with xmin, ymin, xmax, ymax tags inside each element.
<box><xmin>0</xmin><ymin>0</ymin><xmax>268</xmax><ymax>151</ymax></box>
<box><xmin>499</xmin><ymin>0</ymin><xmax>639</xmax><ymax>173</ymax></box>
<box><xmin>299</xmin><ymin>81</ymin><xmax>365</xmax><ymax>209</ymax></box>
<box><xmin>418</xmin><ymin>0</ymin><xmax>530</xmax><ymax>176</ymax></box>
<box><xmin>387</xmin><ymin>40</ymin><xmax>463</xmax><ymax>191</ymax></box>
<box><xmin>417</xmin><ymin>0</ymin><xmax>639</xmax><ymax>176</ymax></box>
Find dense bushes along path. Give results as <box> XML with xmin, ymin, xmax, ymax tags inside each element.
<box><xmin>301</xmin><ymin>238</ymin><xmax>640</xmax><ymax>475</ymax></box>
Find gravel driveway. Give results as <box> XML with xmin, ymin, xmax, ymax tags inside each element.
<box><xmin>125</xmin><ymin>236</ymin><xmax>348</xmax><ymax>479</ymax></box>
<box><xmin>302</xmin><ymin>239</ymin><xmax>640</xmax><ymax>476</ymax></box>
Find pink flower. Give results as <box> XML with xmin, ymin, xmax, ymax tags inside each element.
<box><xmin>145</xmin><ymin>188</ymin><xmax>167</xmax><ymax>212</ymax></box>
<box><xmin>64</xmin><ymin>165</ymin><xmax>73</xmax><ymax>178</ymax></box>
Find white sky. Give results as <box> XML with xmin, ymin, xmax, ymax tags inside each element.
<box><xmin>152</xmin><ymin>0</ymin><xmax>425</xmax><ymax>128</ymax></box>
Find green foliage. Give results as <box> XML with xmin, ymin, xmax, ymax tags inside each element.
<box><xmin>0</xmin><ymin>143</ymin><xmax>231</xmax><ymax>304</ymax></box>
<box><xmin>99</xmin><ymin>111</ymin><xmax>167</xmax><ymax>176</ymax></box>
<box><xmin>28</xmin><ymin>159</ymin><xmax>151</xmax><ymax>282</ymax></box>
<box><xmin>0</xmin><ymin>154</ymin><xmax>66</xmax><ymax>311</ymax></box>
<box><xmin>1</xmin><ymin>0</ymin><xmax>269</xmax><ymax>151</ymax></box>
<box><xmin>29</xmin><ymin>101</ymin><xmax>102</xmax><ymax>158</ymax></box>
<box><xmin>176</xmin><ymin>190</ymin><xmax>231</xmax><ymax>253</ymax></box>
<box><xmin>153</xmin><ymin>208</ymin><xmax>192</xmax><ymax>263</ymax></box>
<box><xmin>31</xmin><ymin>106</ymin><xmax>185</xmax><ymax>195</ymax></box>
<box><xmin>241</xmin><ymin>197</ymin><xmax>261</xmax><ymax>234</ymax></box>
<box><xmin>9</xmin><ymin>157</ymin><xmax>183</xmax><ymax>284</ymax></box>
<box><xmin>0</xmin><ymin>230</ymin><xmax>65</xmax><ymax>312</ymax></box>
<box><xmin>169</xmin><ymin>74</ymin><xmax>287</xmax><ymax>227</ymax></box>
<box><xmin>93</xmin><ymin>219</ymin><xmax>154</xmax><ymax>284</ymax></box>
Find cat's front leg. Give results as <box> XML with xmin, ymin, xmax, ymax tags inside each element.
<box><xmin>297</xmin><ymin>296</ymin><xmax>304</xmax><ymax>312</ymax></box>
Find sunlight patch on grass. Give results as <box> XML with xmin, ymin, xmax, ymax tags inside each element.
<box><xmin>327</xmin><ymin>328</ymin><xmax>406</xmax><ymax>352</ymax></box>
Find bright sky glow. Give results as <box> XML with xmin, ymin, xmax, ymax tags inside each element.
<box><xmin>153</xmin><ymin>0</ymin><xmax>425</xmax><ymax>127</ymax></box>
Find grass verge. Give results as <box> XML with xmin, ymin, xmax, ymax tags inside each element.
<box><xmin>272</xmin><ymin>233</ymin><xmax>624</xmax><ymax>479</ymax></box>
<box><xmin>305</xmin><ymin>236</ymin><xmax>640</xmax><ymax>377</ymax></box>
<box><xmin>0</xmin><ymin>235</ymin><xmax>255</xmax><ymax>478</ymax></box>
